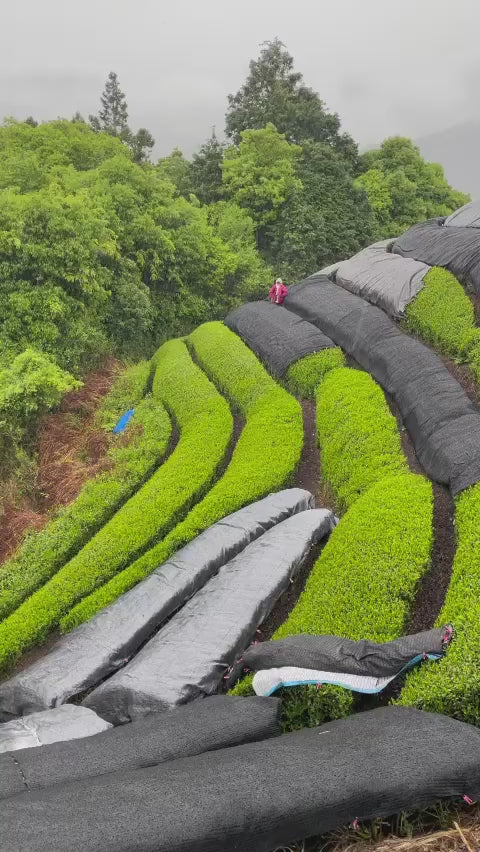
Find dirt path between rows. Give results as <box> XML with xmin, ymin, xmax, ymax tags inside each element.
<box><xmin>384</xmin><ymin>389</ymin><xmax>456</xmax><ymax>633</ymax></box>
<box><xmin>260</xmin><ymin>399</ymin><xmax>334</xmax><ymax>641</ymax></box>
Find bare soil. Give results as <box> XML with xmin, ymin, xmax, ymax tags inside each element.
<box><xmin>259</xmin><ymin>399</ymin><xmax>334</xmax><ymax>641</ymax></box>
<box><xmin>0</xmin><ymin>358</ymin><xmax>123</xmax><ymax>564</ymax></box>
<box><xmin>384</xmin><ymin>391</ymin><xmax>456</xmax><ymax>634</ymax></box>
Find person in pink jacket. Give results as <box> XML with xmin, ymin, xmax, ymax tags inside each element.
<box><xmin>269</xmin><ymin>277</ymin><xmax>288</xmax><ymax>305</ymax></box>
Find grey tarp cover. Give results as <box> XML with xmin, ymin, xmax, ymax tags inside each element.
<box><xmin>239</xmin><ymin>628</ymin><xmax>446</xmax><ymax>676</ymax></box>
<box><xmin>0</xmin><ymin>489</ymin><xmax>313</xmax><ymax>722</ymax></box>
<box><xmin>392</xmin><ymin>217</ymin><xmax>480</xmax><ymax>293</ymax></box>
<box><xmin>316</xmin><ymin>239</ymin><xmax>398</xmax><ymax>280</ymax></box>
<box><xmin>445</xmin><ymin>200</ymin><xmax>480</xmax><ymax>228</ymax></box>
<box><xmin>224</xmin><ymin>300</ymin><xmax>334</xmax><ymax>376</ymax></box>
<box><xmin>0</xmin><ymin>705</ymin><xmax>111</xmax><ymax>754</ymax></box>
<box><xmin>335</xmin><ymin>242</ymin><xmax>430</xmax><ymax>316</ymax></box>
<box><xmin>284</xmin><ymin>276</ymin><xmax>480</xmax><ymax>494</ymax></box>
<box><xmin>84</xmin><ymin>509</ymin><xmax>335</xmax><ymax>724</ymax></box>
<box><xmin>0</xmin><ymin>695</ymin><xmax>281</xmax><ymax>800</ymax></box>
<box><xmin>3</xmin><ymin>707</ymin><xmax>480</xmax><ymax>852</ymax></box>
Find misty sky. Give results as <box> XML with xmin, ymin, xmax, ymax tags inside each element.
<box><xmin>1</xmin><ymin>0</ymin><xmax>479</xmax><ymax>158</ymax></box>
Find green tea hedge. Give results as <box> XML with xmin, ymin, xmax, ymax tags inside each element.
<box><xmin>404</xmin><ymin>267</ymin><xmax>480</xmax><ymax>377</ymax></box>
<box><xmin>63</xmin><ymin>322</ymin><xmax>303</xmax><ymax>629</ymax></box>
<box><xmin>398</xmin><ymin>481</ymin><xmax>480</xmax><ymax>724</ymax></box>
<box><xmin>0</xmin><ymin>360</ymin><xmax>168</xmax><ymax>619</ymax></box>
<box><xmin>0</xmin><ymin>340</ymin><xmax>232</xmax><ymax>669</ymax></box>
<box><xmin>316</xmin><ymin>367</ymin><xmax>407</xmax><ymax>511</ymax></box>
<box><xmin>285</xmin><ymin>349</ymin><xmax>345</xmax><ymax>399</ymax></box>
<box><xmin>233</xmin><ymin>473</ymin><xmax>433</xmax><ymax>730</ymax></box>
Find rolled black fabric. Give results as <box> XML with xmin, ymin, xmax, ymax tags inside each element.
<box><xmin>84</xmin><ymin>510</ymin><xmax>335</xmax><ymax>723</ymax></box>
<box><xmin>2</xmin><ymin>706</ymin><xmax>480</xmax><ymax>852</ymax></box>
<box><xmin>284</xmin><ymin>275</ymin><xmax>480</xmax><ymax>494</ymax></box>
<box><xmin>392</xmin><ymin>217</ymin><xmax>480</xmax><ymax>293</ymax></box>
<box><xmin>224</xmin><ymin>300</ymin><xmax>334</xmax><ymax>376</ymax></box>
<box><xmin>0</xmin><ymin>695</ymin><xmax>281</xmax><ymax>801</ymax></box>
<box><xmin>240</xmin><ymin>629</ymin><xmax>447</xmax><ymax>677</ymax></box>
<box><xmin>0</xmin><ymin>489</ymin><xmax>313</xmax><ymax>721</ymax></box>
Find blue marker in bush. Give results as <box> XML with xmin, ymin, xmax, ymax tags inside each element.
<box><xmin>113</xmin><ymin>409</ymin><xmax>134</xmax><ymax>435</ymax></box>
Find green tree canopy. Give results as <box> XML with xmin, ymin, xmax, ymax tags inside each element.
<box><xmin>222</xmin><ymin>123</ymin><xmax>302</xmax><ymax>228</ymax></box>
<box><xmin>0</xmin><ymin>120</ymin><xmax>270</xmax><ymax>373</ymax></box>
<box><xmin>356</xmin><ymin>137</ymin><xmax>470</xmax><ymax>238</ymax></box>
<box><xmin>265</xmin><ymin>141</ymin><xmax>375</xmax><ymax>280</ymax></box>
<box><xmin>157</xmin><ymin>148</ymin><xmax>193</xmax><ymax>198</ymax></box>
<box><xmin>190</xmin><ymin>131</ymin><xmax>225</xmax><ymax>204</ymax></box>
<box><xmin>225</xmin><ymin>39</ymin><xmax>357</xmax><ymax>166</ymax></box>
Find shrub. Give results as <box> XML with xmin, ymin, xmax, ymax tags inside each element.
<box><xmin>0</xmin><ymin>339</ymin><xmax>232</xmax><ymax>669</ymax></box>
<box><xmin>0</xmin><ymin>360</ymin><xmax>170</xmax><ymax>617</ymax></box>
<box><xmin>233</xmin><ymin>473</ymin><xmax>433</xmax><ymax>730</ymax></box>
<box><xmin>403</xmin><ymin>267</ymin><xmax>475</xmax><ymax>360</ymax></box>
<box><xmin>63</xmin><ymin>322</ymin><xmax>303</xmax><ymax>629</ymax></box>
<box><xmin>316</xmin><ymin>367</ymin><xmax>407</xmax><ymax>511</ymax></box>
<box><xmin>397</xmin><ymin>481</ymin><xmax>480</xmax><ymax>724</ymax></box>
<box><xmin>285</xmin><ymin>348</ymin><xmax>345</xmax><ymax>398</ymax></box>
<box><xmin>0</xmin><ymin>349</ymin><xmax>79</xmax><ymax>478</ymax></box>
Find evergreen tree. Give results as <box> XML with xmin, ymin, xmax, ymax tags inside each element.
<box><xmin>226</xmin><ymin>39</ymin><xmax>358</xmax><ymax>167</ymax></box>
<box><xmin>130</xmin><ymin>128</ymin><xmax>155</xmax><ymax>164</ymax></box>
<box><xmin>89</xmin><ymin>72</ymin><xmax>155</xmax><ymax>162</ymax></box>
<box><xmin>190</xmin><ymin>130</ymin><xmax>224</xmax><ymax>204</ymax></box>
<box><xmin>90</xmin><ymin>71</ymin><xmax>130</xmax><ymax>140</ymax></box>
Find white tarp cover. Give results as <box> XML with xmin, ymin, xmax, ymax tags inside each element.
<box><xmin>0</xmin><ymin>705</ymin><xmax>111</xmax><ymax>753</ymax></box>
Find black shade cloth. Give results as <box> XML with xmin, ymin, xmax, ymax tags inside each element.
<box><xmin>0</xmin><ymin>489</ymin><xmax>313</xmax><ymax>722</ymax></box>
<box><xmin>392</xmin><ymin>217</ymin><xmax>480</xmax><ymax>293</ymax></box>
<box><xmin>84</xmin><ymin>509</ymin><xmax>335</xmax><ymax>724</ymax></box>
<box><xmin>0</xmin><ymin>695</ymin><xmax>281</xmax><ymax>800</ymax></box>
<box><xmin>224</xmin><ymin>300</ymin><xmax>334</xmax><ymax>376</ymax></box>
<box><xmin>284</xmin><ymin>276</ymin><xmax>480</xmax><ymax>494</ymax></box>
<box><xmin>239</xmin><ymin>629</ymin><xmax>446</xmax><ymax>677</ymax></box>
<box><xmin>2</xmin><ymin>707</ymin><xmax>480</xmax><ymax>852</ymax></box>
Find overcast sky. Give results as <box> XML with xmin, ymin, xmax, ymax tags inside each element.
<box><xmin>1</xmin><ymin>0</ymin><xmax>479</xmax><ymax>157</ymax></box>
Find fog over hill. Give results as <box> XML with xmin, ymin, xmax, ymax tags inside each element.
<box><xmin>417</xmin><ymin>122</ymin><xmax>480</xmax><ymax>201</ymax></box>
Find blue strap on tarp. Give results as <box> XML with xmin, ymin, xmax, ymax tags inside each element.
<box><xmin>113</xmin><ymin>409</ymin><xmax>135</xmax><ymax>435</ymax></box>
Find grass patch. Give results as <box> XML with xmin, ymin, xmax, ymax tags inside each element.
<box><xmin>0</xmin><ymin>340</ymin><xmax>232</xmax><ymax>670</ymax></box>
<box><xmin>285</xmin><ymin>349</ymin><xmax>345</xmax><ymax>399</ymax></box>
<box><xmin>94</xmin><ymin>359</ymin><xmax>151</xmax><ymax>429</ymax></box>
<box><xmin>63</xmin><ymin>322</ymin><xmax>303</xmax><ymax>628</ymax></box>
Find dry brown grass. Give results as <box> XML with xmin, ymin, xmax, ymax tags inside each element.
<box><xmin>317</xmin><ymin>815</ymin><xmax>480</xmax><ymax>852</ymax></box>
<box><xmin>271</xmin><ymin>811</ymin><xmax>480</xmax><ymax>852</ymax></box>
<box><xmin>0</xmin><ymin>357</ymin><xmax>123</xmax><ymax>563</ymax></box>
<box><xmin>328</xmin><ymin>821</ymin><xmax>479</xmax><ymax>851</ymax></box>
